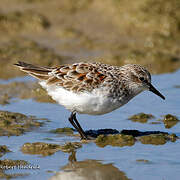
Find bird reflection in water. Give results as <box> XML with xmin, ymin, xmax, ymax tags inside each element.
<box><xmin>50</xmin><ymin>151</ymin><xmax>131</xmax><ymax>180</ymax></box>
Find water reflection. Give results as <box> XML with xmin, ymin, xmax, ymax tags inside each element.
<box><xmin>50</xmin><ymin>151</ymin><xmax>130</xmax><ymax>180</ymax></box>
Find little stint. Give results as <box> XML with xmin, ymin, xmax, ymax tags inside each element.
<box><xmin>15</xmin><ymin>61</ymin><xmax>165</xmax><ymax>139</ymax></box>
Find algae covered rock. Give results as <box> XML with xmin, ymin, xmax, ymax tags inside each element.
<box><xmin>0</xmin><ymin>145</ymin><xmax>11</xmax><ymax>157</ymax></box>
<box><xmin>0</xmin><ymin>159</ymin><xmax>28</xmax><ymax>167</ymax></box>
<box><xmin>94</xmin><ymin>129</ymin><xmax>178</xmax><ymax>147</ymax></box>
<box><xmin>164</xmin><ymin>114</ymin><xmax>179</xmax><ymax>121</ymax></box>
<box><xmin>167</xmin><ymin>133</ymin><xmax>178</xmax><ymax>142</ymax></box>
<box><xmin>21</xmin><ymin>142</ymin><xmax>82</xmax><ymax>156</ymax></box>
<box><xmin>59</xmin><ymin>142</ymin><xmax>82</xmax><ymax>153</ymax></box>
<box><xmin>95</xmin><ymin>134</ymin><xmax>135</xmax><ymax>148</ymax></box>
<box><xmin>0</xmin><ymin>110</ymin><xmax>45</xmax><ymax>136</ymax></box>
<box><xmin>136</xmin><ymin>159</ymin><xmax>150</xmax><ymax>163</ymax></box>
<box><xmin>21</xmin><ymin>142</ymin><xmax>62</xmax><ymax>156</ymax></box>
<box><xmin>0</xmin><ymin>159</ymin><xmax>29</xmax><ymax>179</ymax></box>
<box><xmin>128</xmin><ymin>113</ymin><xmax>154</xmax><ymax>123</ymax></box>
<box><xmin>0</xmin><ymin>93</ymin><xmax>11</xmax><ymax>105</ymax></box>
<box><xmin>163</xmin><ymin>114</ymin><xmax>179</xmax><ymax>128</ymax></box>
<box><xmin>139</xmin><ymin>133</ymin><xmax>178</xmax><ymax>145</ymax></box>
<box><xmin>50</xmin><ymin>127</ymin><xmax>74</xmax><ymax>135</ymax></box>
<box><xmin>139</xmin><ymin>134</ymin><xmax>167</xmax><ymax>145</ymax></box>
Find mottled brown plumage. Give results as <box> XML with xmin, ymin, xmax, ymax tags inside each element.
<box><xmin>15</xmin><ymin>61</ymin><xmax>109</xmax><ymax>93</ymax></box>
<box><xmin>14</xmin><ymin>61</ymin><xmax>165</xmax><ymax>139</ymax></box>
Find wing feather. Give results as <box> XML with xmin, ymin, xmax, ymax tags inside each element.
<box><xmin>14</xmin><ymin>61</ymin><xmax>107</xmax><ymax>92</ymax></box>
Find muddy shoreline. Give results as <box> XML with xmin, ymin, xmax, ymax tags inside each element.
<box><xmin>0</xmin><ymin>0</ymin><xmax>180</xmax><ymax>179</ymax></box>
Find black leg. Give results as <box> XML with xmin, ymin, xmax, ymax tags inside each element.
<box><xmin>73</xmin><ymin>113</ymin><xmax>87</xmax><ymax>139</ymax></box>
<box><xmin>68</xmin><ymin>112</ymin><xmax>81</xmax><ymax>136</ymax></box>
<box><xmin>68</xmin><ymin>112</ymin><xmax>87</xmax><ymax>139</ymax></box>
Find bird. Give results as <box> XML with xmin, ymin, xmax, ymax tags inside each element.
<box><xmin>14</xmin><ymin>61</ymin><xmax>165</xmax><ymax>139</ymax></box>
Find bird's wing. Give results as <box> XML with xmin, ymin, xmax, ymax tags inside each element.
<box><xmin>14</xmin><ymin>61</ymin><xmax>107</xmax><ymax>92</ymax></box>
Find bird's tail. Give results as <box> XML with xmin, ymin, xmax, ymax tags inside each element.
<box><xmin>14</xmin><ymin>61</ymin><xmax>54</xmax><ymax>80</ymax></box>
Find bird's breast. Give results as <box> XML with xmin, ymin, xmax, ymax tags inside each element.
<box><xmin>40</xmin><ymin>82</ymin><xmax>126</xmax><ymax>115</ymax></box>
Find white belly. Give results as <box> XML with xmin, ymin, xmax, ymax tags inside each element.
<box><xmin>40</xmin><ymin>82</ymin><xmax>123</xmax><ymax>115</ymax></box>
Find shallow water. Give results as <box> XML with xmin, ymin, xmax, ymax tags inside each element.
<box><xmin>0</xmin><ymin>69</ymin><xmax>180</xmax><ymax>180</ymax></box>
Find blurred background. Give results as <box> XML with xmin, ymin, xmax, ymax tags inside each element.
<box><xmin>0</xmin><ymin>1</ymin><xmax>180</xmax><ymax>180</ymax></box>
<box><xmin>0</xmin><ymin>0</ymin><xmax>180</xmax><ymax>79</ymax></box>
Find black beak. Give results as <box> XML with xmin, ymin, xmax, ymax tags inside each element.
<box><xmin>149</xmin><ymin>83</ymin><xmax>165</xmax><ymax>100</ymax></box>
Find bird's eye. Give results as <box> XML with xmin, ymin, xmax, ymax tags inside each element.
<box><xmin>139</xmin><ymin>77</ymin><xmax>145</xmax><ymax>81</ymax></box>
<box><xmin>139</xmin><ymin>77</ymin><xmax>148</xmax><ymax>83</ymax></box>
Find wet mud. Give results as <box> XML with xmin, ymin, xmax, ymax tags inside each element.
<box><xmin>0</xmin><ymin>38</ymin><xmax>70</xmax><ymax>79</ymax></box>
<box><xmin>0</xmin><ymin>0</ymin><xmax>180</xmax><ymax>80</ymax></box>
<box><xmin>0</xmin><ymin>0</ymin><xmax>180</xmax><ymax>179</ymax></box>
<box><xmin>0</xmin><ymin>81</ymin><xmax>54</xmax><ymax>104</ymax></box>
<box><xmin>0</xmin><ymin>110</ymin><xmax>46</xmax><ymax>136</ymax></box>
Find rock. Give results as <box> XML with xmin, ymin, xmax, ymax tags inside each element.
<box><xmin>21</xmin><ymin>142</ymin><xmax>82</xmax><ymax>156</ymax></box>
<box><xmin>95</xmin><ymin>134</ymin><xmax>135</xmax><ymax>148</ymax></box>
<box><xmin>0</xmin><ymin>145</ymin><xmax>11</xmax><ymax>157</ymax></box>
<box><xmin>128</xmin><ymin>113</ymin><xmax>154</xmax><ymax>123</ymax></box>
<box><xmin>0</xmin><ymin>110</ymin><xmax>45</xmax><ymax>136</ymax></box>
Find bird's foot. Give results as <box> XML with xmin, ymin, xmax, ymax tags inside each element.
<box><xmin>80</xmin><ymin>134</ymin><xmax>95</xmax><ymax>140</ymax></box>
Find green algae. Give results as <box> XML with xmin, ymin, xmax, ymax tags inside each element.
<box><xmin>21</xmin><ymin>142</ymin><xmax>82</xmax><ymax>156</ymax></box>
<box><xmin>0</xmin><ymin>0</ymin><xmax>179</xmax><ymax>81</ymax></box>
<box><xmin>21</xmin><ymin>142</ymin><xmax>63</xmax><ymax>156</ymax></box>
<box><xmin>0</xmin><ymin>159</ymin><xmax>29</xmax><ymax>179</ymax></box>
<box><xmin>163</xmin><ymin>114</ymin><xmax>179</xmax><ymax>128</ymax></box>
<box><xmin>164</xmin><ymin>114</ymin><xmax>179</xmax><ymax>121</ymax></box>
<box><xmin>139</xmin><ymin>134</ymin><xmax>166</xmax><ymax>145</ymax></box>
<box><xmin>149</xmin><ymin>114</ymin><xmax>179</xmax><ymax>128</ymax></box>
<box><xmin>89</xmin><ymin>129</ymin><xmax>179</xmax><ymax>147</ymax></box>
<box><xmin>101</xmin><ymin>0</ymin><xmax>180</xmax><ymax>74</ymax></box>
<box><xmin>0</xmin><ymin>159</ymin><xmax>28</xmax><ymax>167</ymax></box>
<box><xmin>50</xmin><ymin>127</ymin><xmax>74</xmax><ymax>135</ymax></box>
<box><xmin>139</xmin><ymin>133</ymin><xmax>178</xmax><ymax>145</ymax></box>
<box><xmin>136</xmin><ymin>159</ymin><xmax>150</xmax><ymax>163</ymax></box>
<box><xmin>0</xmin><ymin>93</ymin><xmax>11</xmax><ymax>105</ymax></box>
<box><xmin>95</xmin><ymin>134</ymin><xmax>135</xmax><ymax>148</ymax></box>
<box><xmin>0</xmin><ymin>10</ymin><xmax>50</xmax><ymax>34</ymax></box>
<box><xmin>54</xmin><ymin>0</ymin><xmax>180</xmax><ymax>74</ymax></box>
<box><xmin>0</xmin><ymin>110</ymin><xmax>45</xmax><ymax>136</ymax></box>
<box><xmin>59</xmin><ymin>142</ymin><xmax>82</xmax><ymax>153</ymax></box>
<box><xmin>168</xmin><ymin>134</ymin><xmax>178</xmax><ymax>142</ymax></box>
<box><xmin>0</xmin><ymin>81</ymin><xmax>54</xmax><ymax>104</ymax></box>
<box><xmin>0</xmin><ymin>38</ymin><xmax>69</xmax><ymax>79</ymax></box>
<box><xmin>0</xmin><ymin>145</ymin><xmax>11</xmax><ymax>157</ymax></box>
<box><xmin>128</xmin><ymin>113</ymin><xmax>154</xmax><ymax>123</ymax></box>
<box><xmin>0</xmin><ymin>172</ymin><xmax>28</xmax><ymax>179</ymax></box>
<box><xmin>150</xmin><ymin>122</ymin><xmax>161</xmax><ymax>125</ymax></box>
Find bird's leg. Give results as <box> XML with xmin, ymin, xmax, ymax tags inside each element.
<box><xmin>68</xmin><ymin>112</ymin><xmax>87</xmax><ymax>139</ymax></box>
<box><xmin>68</xmin><ymin>112</ymin><xmax>81</xmax><ymax>135</ymax></box>
<box><xmin>72</xmin><ymin>113</ymin><xmax>88</xmax><ymax>139</ymax></box>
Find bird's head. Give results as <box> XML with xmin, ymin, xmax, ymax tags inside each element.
<box><xmin>121</xmin><ymin>64</ymin><xmax>165</xmax><ymax>100</ymax></box>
